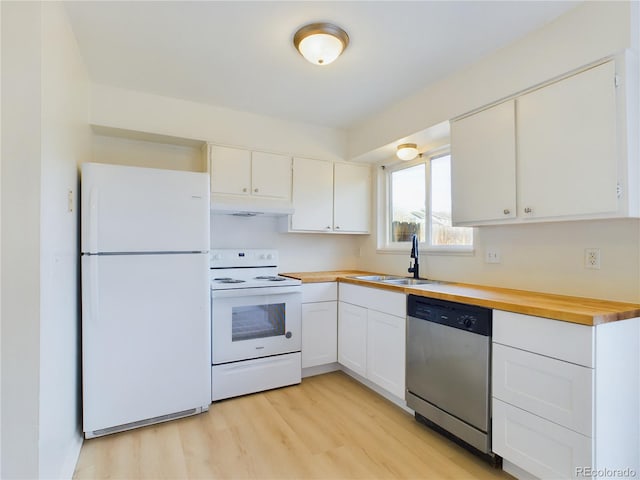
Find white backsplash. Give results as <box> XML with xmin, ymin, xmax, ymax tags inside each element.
<box><xmin>210</xmin><ymin>213</ymin><xmax>362</xmax><ymax>273</ymax></box>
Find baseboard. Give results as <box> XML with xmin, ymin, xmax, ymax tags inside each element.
<box><xmin>503</xmin><ymin>459</ymin><xmax>537</xmax><ymax>480</ymax></box>
<box><xmin>339</xmin><ymin>365</ymin><xmax>412</xmax><ymax>414</ymax></box>
<box><xmin>60</xmin><ymin>432</ymin><xmax>83</xmax><ymax>480</ymax></box>
<box><xmin>302</xmin><ymin>362</ymin><xmax>340</xmax><ymax>378</ymax></box>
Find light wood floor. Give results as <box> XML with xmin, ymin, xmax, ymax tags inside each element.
<box><xmin>74</xmin><ymin>371</ymin><xmax>514</xmax><ymax>479</ymax></box>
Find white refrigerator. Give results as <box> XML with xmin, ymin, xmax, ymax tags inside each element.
<box><xmin>81</xmin><ymin>162</ymin><xmax>211</xmax><ymax>438</ymax></box>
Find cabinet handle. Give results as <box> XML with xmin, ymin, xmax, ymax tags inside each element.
<box><xmin>503</xmin><ymin>209</ymin><xmax>510</xmax><ymax>215</ymax></box>
<box><xmin>242</xmin><ymin>188</ymin><xmax>248</xmax><ymax>193</ymax></box>
<box><xmin>335</xmin><ymin>226</ymin><xmax>340</xmax><ymax>230</ymax></box>
<box><xmin>326</xmin><ymin>226</ymin><xmax>331</xmax><ymax>230</ymax></box>
<box><xmin>524</xmin><ymin>207</ymin><xmax>533</xmax><ymax>214</ymax></box>
<box><xmin>254</xmin><ymin>188</ymin><xmax>259</xmax><ymax>193</ymax></box>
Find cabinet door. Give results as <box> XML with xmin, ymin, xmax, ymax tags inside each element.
<box><xmin>251</xmin><ymin>151</ymin><xmax>291</xmax><ymax>199</ymax></box>
<box><xmin>334</xmin><ymin>163</ymin><xmax>371</xmax><ymax>233</ymax></box>
<box><xmin>492</xmin><ymin>343</ymin><xmax>593</xmax><ymax>436</ymax></box>
<box><xmin>301</xmin><ymin>301</ymin><xmax>337</xmax><ymax>368</ymax></box>
<box><xmin>493</xmin><ymin>399</ymin><xmax>592</xmax><ymax>480</ymax></box>
<box><xmin>517</xmin><ymin>61</ymin><xmax>618</xmax><ymax>219</ymax></box>
<box><xmin>337</xmin><ymin>301</ymin><xmax>367</xmax><ymax>376</ymax></box>
<box><xmin>291</xmin><ymin>157</ymin><xmax>334</xmax><ymax>232</ymax></box>
<box><xmin>366</xmin><ymin>310</ymin><xmax>405</xmax><ymax>398</ymax></box>
<box><xmin>451</xmin><ymin>100</ymin><xmax>517</xmax><ymax>224</ymax></box>
<box><xmin>210</xmin><ymin>145</ymin><xmax>251</xmax><ymax>196</ymax></box>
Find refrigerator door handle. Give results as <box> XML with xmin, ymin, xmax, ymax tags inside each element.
<box><xmin>86</xmin><ymin>255</ymin><xmax>99</xmax><ymax>324</ymax></box>
<box><xmin>88</xmin><ymin>186</ymin><xmax>99</xmax><ymax>253</ymax></box>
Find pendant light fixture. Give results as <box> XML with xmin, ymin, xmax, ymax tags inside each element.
<box><xmin>396</xmin><ymin>143</ymin><xmax>419</xmax><ymax>161</ymax></box>
<box><xmin>293</xmin><ymin>22</ymin><xmax>349</xmax><ymax>66</ymax></box>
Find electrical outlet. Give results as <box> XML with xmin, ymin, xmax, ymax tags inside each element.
<box><xmin>485</xmin><ymin>248</ymin><xmax>501</xmax><ymax>264</ymax></box>
<box><xmin>67</xmin><ymin>189</ymin><xmax>73</xmax><ymax>212</ymax></box>
<box><xmin>584</xmin><ymin>248</ymin><xmax>601</xmax><ymax>269</ymax></box>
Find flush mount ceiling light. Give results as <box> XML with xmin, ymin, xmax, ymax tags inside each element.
<box><xmin>396</xmin><ymin>143</ymin><xmax>419</xmax><ymax>161</ymax></box>
<box><xmin>293</xmin><ymin>22</ymin><xmax>349</xmax><ymax>66</ymax></box>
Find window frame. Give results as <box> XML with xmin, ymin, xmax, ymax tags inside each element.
<box><xmin>378</xmin><ymin>147</ymin><xmax>474</xmax><ymax>255</ymax></box>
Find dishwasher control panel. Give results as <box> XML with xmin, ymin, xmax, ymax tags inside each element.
<box><xmin>407</xmin><ymin>295</ymin><xmax>492</xmax><ymax>336</ymax></box>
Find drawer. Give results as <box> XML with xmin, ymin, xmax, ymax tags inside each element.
<box><xmin>492</xmin><ymin>344</ymin><xmax>593</xmax><ymax>436</ymax></box>
<box><xmin>492</xmin><ymin>398</ymin><xmax>593</xmax><ymax>480</ymax></box>
<box><xmin>493</xmin><ymin>310</ymin><xmax>594</xmax><ymax>367</ymax></box>
<box><xmin>339</xmin><ymin>283</ymin><xmax>405</xmax><ymax>317</ymax></box>
<box><xmin>302</xmin><ymin>282</ymin><xmax>337</xmax><ymax>303</ymax></box>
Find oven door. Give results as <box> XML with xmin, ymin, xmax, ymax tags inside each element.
<box><xmin>212</xmin><ymin>286</ymin><xmax>301</xmax><ymax>364</ymax></box>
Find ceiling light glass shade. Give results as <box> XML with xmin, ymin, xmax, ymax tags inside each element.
<box><xmin>396</xmin><ymin>143</ymin><xmax>419</xmax><ymax>161</ymax></box>
<box><xmin>294</xmin><ymin>23</ymin><xmax>349</xmax><ymax>66</ymax></box>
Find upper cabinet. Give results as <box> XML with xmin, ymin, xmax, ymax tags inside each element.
<box><xmin>290</xmin><ymin>157</ymin><xmax>334</xmax><ymax>231</ymax></box>
<box><xmin>289</xmin><ymin>157</ymin><xmax>371</xmax><ymax>234</ymax></box>
<box><xmin>517</xmin><ymin>61</ymin><xmax>618</xmax><ymax>220</ymax></box>
<box><xmin>451</xmin><ymin>58</ymin><xmax>638</xmax><ymax>226</ymax></box>
<box><xmin>451</xmin><ymin>100</ymin><xmax>517</xmax><ymax>223</ymax></box>
<box><xmin>209</xmin><ymin>145</ymin><xmax>291</xmax><ymax>201</ymax></box>
<box><xmin>334</xmin><ymin>163</ymin><xmax>371</xmax><ymax>233</ymax></box>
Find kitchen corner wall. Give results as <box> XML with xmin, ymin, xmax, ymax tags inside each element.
<box><xmin>2</xmin><ymin>2</ymin><xmax>90</xmax><ymax>478</ymax></box>
<box><xmin>352</xmin><ymin>1</ymin><xmax>640</xmax><ymax>304</ymax></box>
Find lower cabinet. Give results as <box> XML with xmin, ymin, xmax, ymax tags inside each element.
<box><xmin>366</xmin><ymin>309</ymin><xmax>405</xmax><ymax>398</ymax></box>
<box><xmin>337</xmin><ymin>301</ymin><xmax>367</xmax><ymax>375</ymax></box>
<box><xmin>493</xmin><ymin>398</ymin><xmax>592</xmax><ymax>479</ymax></box>
<box><xmin>492</xmin><ymin>310</ymin><xmax>640</xmax><ymax>479</ymax></box>
<box><xmin>301</xmin><ymin>283</ymin><xmax>338</xmax><ymax>369</ymax></box>
<box><xmin>338</xmin><ymin>284</ymin><xmax>406</xmax><ymax>399</ymax></box>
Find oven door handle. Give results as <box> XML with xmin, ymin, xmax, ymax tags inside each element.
<box><xmin>211</xmin><ymin>285</ymin><xmax>302</xmax><ymax>298</ymax></box>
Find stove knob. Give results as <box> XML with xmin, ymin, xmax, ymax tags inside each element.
<box><xmin>266</xmin><ymin>253</ymin><xmax>274</xmax><ymax>260</ymax></box>
<box><xmin>213</xmin><ymin>253</ymin><xmax>222</xmax><ymax>260</ymax></box>
<box><xmin>463</xmin><ymin>318</ymin><xmax>472</xmax><ymax>328</ymax></box>
<box><xmin>259</xmin><ymin>254</ymin><xmax>266</xmax><ymax>259</ymax></box>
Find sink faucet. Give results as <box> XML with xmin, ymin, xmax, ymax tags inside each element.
<box><xmin>408</xmin><ymin>234</ymin><xmax>419</xmax><ymax>279</ymax></box>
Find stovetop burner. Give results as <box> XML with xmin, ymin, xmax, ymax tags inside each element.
<box><xmin>255</xmin><ymin>275</ymin><xmax>287</xmax><ymax>281</ymax></box>
<box><xmin>218</xmin><ymin>279</ymin><xmax>245</xmax><ymax>284</ymax></box>
<box><xmin>214</xmin><ymin>277</ymin><xmax>233</xmax><ymax>281</ymax></box>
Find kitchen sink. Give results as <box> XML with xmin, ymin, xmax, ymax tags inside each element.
<box><xmin>351</xmin><ymin>275</ymin><xmax>406</xmax><ymax>282</ymax></box>
<box><xmin>350</xmin><ymin>275</ymin><xmax>445</xmax><ymax>286</ymax></box>
<box><xmin>382</xmin><ymin>278</ymin><xmax>444</xmax><ymax>286</ymax></box>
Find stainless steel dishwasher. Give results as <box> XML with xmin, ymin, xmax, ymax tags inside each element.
<box><xmin>406</xmin><ymin>294</ymin><xmax>493</xmax><ymax>456</ymax></box>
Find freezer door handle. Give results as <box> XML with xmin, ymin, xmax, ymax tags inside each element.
<box><xmin>88</xmin><ymin>186</ymin><xmax>99</xmax><ymax>253</ymax></box>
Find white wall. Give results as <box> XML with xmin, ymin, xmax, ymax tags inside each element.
<box><xmin>39</xmin><ymin>2</ymin><xmax>90</xmax><ymax>478</ymax></box>
<box><xmin>89</xmin><ymin>84</ymin><xmax>348</xmax><ymax>163</ymax></box>
<box><xmin>1</xmin><ymin>2</ymin><xmax>4</xmax><ymax>474</ymax></box>
<box><xmin>1</xmin><ymin>2</ymin><xmax>89</xmax><ymax>478</ymax></box>
<box><xmin>92</xmin><ymin>132</ymin><xmax>205</xmax><ymax>172</ymax></box>
<box><xmin>211</xmin><ymin>214</ymin><xmax>361</xmax><ymax>272</ymax></box>
<box><xmin>353</xmin><ymin>1</ymin><xmax>640</xmax><ymax>303</ymax></box>
<box><xmin>1</xmin><ymin>2</ymin><xmax>43</xmax><ymax>477</ymax></box>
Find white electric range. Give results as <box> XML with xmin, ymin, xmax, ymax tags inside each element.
<box><xmin>209</xmin><ymin>249</ymin><xmax>302</xmax><ymax>401</ymax></box>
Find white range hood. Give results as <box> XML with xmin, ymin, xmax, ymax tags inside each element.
<box><xmin>211</xmin><ymin>202</ymin><xmax>294</xmax><ymax>217</ymax></box>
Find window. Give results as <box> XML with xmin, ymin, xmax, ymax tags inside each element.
<box><xmin>386</xmin><ymin>151</ymin><xmax>472</xmax><ymax>250</ymax></box>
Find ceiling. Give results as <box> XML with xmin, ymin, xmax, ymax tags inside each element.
<box><xmin>64</xmin><ymin>1</ymin><xmax>580</xmax><ymax>131</ymax></box>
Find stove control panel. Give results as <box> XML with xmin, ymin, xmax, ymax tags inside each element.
<box><xmin>210</xmin><ymin>249</ymin><xmax>279</xmax><ymax>269</ymax></box>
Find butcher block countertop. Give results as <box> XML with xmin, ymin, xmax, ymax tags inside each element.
<box><xmin>281</xmin><ymin>271</ymin><xmax>640</xmax><ymax>326</ymax></box>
